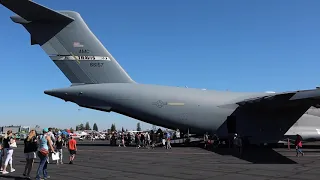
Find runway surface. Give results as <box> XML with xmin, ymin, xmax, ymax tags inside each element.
<box><xmin>1</xmin><ymin>141</ymin><xmax>320</xmax><ymax>180</ymax></box>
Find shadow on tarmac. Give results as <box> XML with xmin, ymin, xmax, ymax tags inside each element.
<box><xmin>77</xmin><ymin>142</ymin><xmax>111</xmax><ymax>146</ymax></box>
<box><xmin>0</xmin><ymin>175</ymin><xmax>27</xmax><ymax>180</ymax></box>
<box><xmin>288</xmin><ymin>145</ymin><xmax>320</xmax><ymax>149</ymax></box>
<box><xmin>76</xmin><ymin>141</ymin><xmax>297</xmax><ymax>164</ymax></box>
<box><xmin>207</xmin><ymin>147</ymin><xmax>297</xmax><ymax>164</ymax></box>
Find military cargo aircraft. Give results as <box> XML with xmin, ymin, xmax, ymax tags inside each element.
<box><xmin>1</xmin><ymin>0</ymin><xmax>320</xmax><ymax>145</ymax></box>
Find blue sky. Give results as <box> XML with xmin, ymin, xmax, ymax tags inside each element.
<box><xmin>0</xmin><ymin>0</ymin><xmax>320</xmax><ymax>130</ymax></box>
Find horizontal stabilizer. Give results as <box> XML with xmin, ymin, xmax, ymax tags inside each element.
<box><xmin>0</xmin><ymin>0</ymin><xmax>74</xmax><ymax>23</ymax></box>
<box><xmin>1</xmin><ymin>0</ymin><xmax>74</xmax><ymax>46</ymax></box>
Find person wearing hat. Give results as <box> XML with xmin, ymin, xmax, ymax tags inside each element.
<box><xmin>36</xmin><ymin>128</ymin><xmax>55</xmax><ymax>180</ymax></box>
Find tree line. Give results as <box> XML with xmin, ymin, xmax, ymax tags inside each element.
<box><xmin>75</xmin><ymin>122</ymin><xmax>98</xmax><ymax>131</ymax></box>
<box><xmin>110</xmin><ymin>122</ymin><xmax>143</xmax><ymax>132</ymax></box>
<box><xmin>44</xmin><ymin>121</ymin><xmax>147</xmax><ymax>133</ymax></box>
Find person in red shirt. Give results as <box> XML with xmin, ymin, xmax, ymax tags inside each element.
<box><xmin>295</xmin><ymin>134</ymin><xmax>304</xmax><ymax>157</ymax></box>
<box><xmin>68</xmin><ymin>136</ymin><xmax>77</xmax><ymax>164</ymax></box>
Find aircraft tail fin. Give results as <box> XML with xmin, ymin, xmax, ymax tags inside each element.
<box><xmin>1</xmin><ymin>0</ymin><xmax>135</xmax><ymax>84</ymax></box>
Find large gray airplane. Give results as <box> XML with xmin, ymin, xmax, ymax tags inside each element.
<box><xmin>2</xmin><ymin>0</ymin><xmax>320</xmax><ymax>145</ymax></box>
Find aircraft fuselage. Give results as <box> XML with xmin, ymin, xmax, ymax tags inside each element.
<box><xmin>44</xmin><ymin>83</ymin><xmax>266</xmax><ymax>135</ymax></box>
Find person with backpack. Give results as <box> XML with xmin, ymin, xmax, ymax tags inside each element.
<box><xmin>36</xmin><ymin>128</ymin><xmax>55</xmax><ymax>180</ymax></box>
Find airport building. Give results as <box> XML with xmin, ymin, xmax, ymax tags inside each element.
<box><xmin>0</xmin><ymin>126</ymin><xmax>30</xmax><ymax>134</ymax></box>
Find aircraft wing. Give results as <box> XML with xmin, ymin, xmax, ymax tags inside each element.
<box><xmin>219</xmin><ymin>88</ymin><xmax>320</xmax><ymax>144</ymax></box>
<box><xmin>235</xmin><ymin>88</ymin><xmax>320</xmax><ymax>109</ymax></box>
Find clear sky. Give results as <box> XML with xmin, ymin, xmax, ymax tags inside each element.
<box><xmin>0</xmin><ymin>0</ymin><xmax>320</xmax><ymax>130</ymax></box>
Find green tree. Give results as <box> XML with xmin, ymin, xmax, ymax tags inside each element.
<box><xmin>111</xmin><ymin>123</ymin><xmax>116</xmax><ymax>132</ymax></box>
<box><xmin>93</xmin><ymin>123</ymin><xmax>98</xmax><ymax>131</ymax></box>
<box><xmin>85</xmin><ymin>122</ymin><xmax>91</xmax><ymax>130</ymax></box>
<box><xmin>76</xmin><ymin>125</ymin><xmax>79</xmax><ymax>131</ymax></box>
<box><xmin>136</xmin><ymin>122</ymin><xmax>141</xmax><ymax>131</ymax></box>
<box><xmin>78</xmin><ymin>123</ymin><xmax>84</xmax><ymax>131</ymax></box>
<box><xmin>70</xmin><ymin>127</ymin><xmax>74</xmax><ymax>133</ymax></box>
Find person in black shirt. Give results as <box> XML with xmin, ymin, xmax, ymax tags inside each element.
<box><xmin>55</xmin><ymin>136</ymin><xmax>63</xmax><ymax>164</ymax></box>
<box><xmin>140</xmin><ymin>133</ymin><xmax>145</xmax><ymax>147</ymax></box>
<box><xmin>23</xmin><ymin>130</ymin><xmax>38</xmax><ymax>179</ymax></box>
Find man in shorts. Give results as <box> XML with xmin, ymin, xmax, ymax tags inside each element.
<box><xmin>68</xmin><ymin>136</ymin><xmax>77</xmax><ymax>164</ymax></box>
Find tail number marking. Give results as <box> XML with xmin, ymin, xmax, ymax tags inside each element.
<box><xmin>90</xmin><ymin>63</ymin><xmax>104</xmax><ymax>67</ymax></box>
<box><xmin>79</xmin><ymin>56</ymin><xmax>95</xmax><ymax>60</ymax></box>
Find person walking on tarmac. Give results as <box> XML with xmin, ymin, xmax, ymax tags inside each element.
<box><xmin>233</xmin><ymin>133</ymin><xmax>243</xmax><ymax>156</ymax></box>
<box><xmin>166</xmin><ymin>131</ymin><xmax>172</xmax><ymax>149</ymax></box>
<box><xmin>68</xmin><ymin>136</ymin><xmax>77</xmax><ymax>164</ymax></box>
<box><xmin>212</xmin><ymin>134</ymin><xmax>220</xmax><ymax>148</ymax></box>
<box><xmin>36</xmin><ymin>128</ymin><xmax>55</xmax><ymax>180</ymax></box>
<box><xmin>295</xmin><ymin>134</ymin><xmax>304</xmax><ymax>157</ymax></box>
<box><xmin>47</xmin><ymin>128</ymin><xmax>56</xmax><ymax>164</ymax></box>
<box><xmin>204</xmin><ymin>133</ymin><xmax>209</xmax><ymax>149</ymax></box>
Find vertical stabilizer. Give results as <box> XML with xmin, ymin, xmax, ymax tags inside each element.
<box><xmin>1</xmin><ymin>0</ymin><xmax>135</xmax><ymax>84</ymax></box>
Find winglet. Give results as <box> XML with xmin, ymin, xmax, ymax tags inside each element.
<box><xmin>0</xmin><ymin>0</ymin><xmax>74</xmax><ymax>23</ymax></box>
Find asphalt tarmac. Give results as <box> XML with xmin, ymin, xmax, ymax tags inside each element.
<box><xmin>1</xmin><ymin>141</ymin><xmax>320</xmax><ymax>180</ymax></box>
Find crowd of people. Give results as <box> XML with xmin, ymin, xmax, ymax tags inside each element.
<box><xmin>0</xmin><ymin>126</ymin><xmax>306</xmax><ymax>179</ymax></box>
<box><xmin>0</xmin><ymin>128</ymin><xmax>77</xmax><ymax>180</ymax></box>
<box><xmin>0</xmin><ymin>128</ymin><xmax>179</xmax><ymax>179</ymax></box>
<box><xmin>109</xmin><ymin>130</ymin><xmax>177</xmax><ymax>149</ymax></box>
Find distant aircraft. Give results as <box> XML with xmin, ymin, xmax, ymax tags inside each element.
<box><xmin>2</xmin><ymin>0</ymin><xmax>320</xmax><ymax>145</ymax></box>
